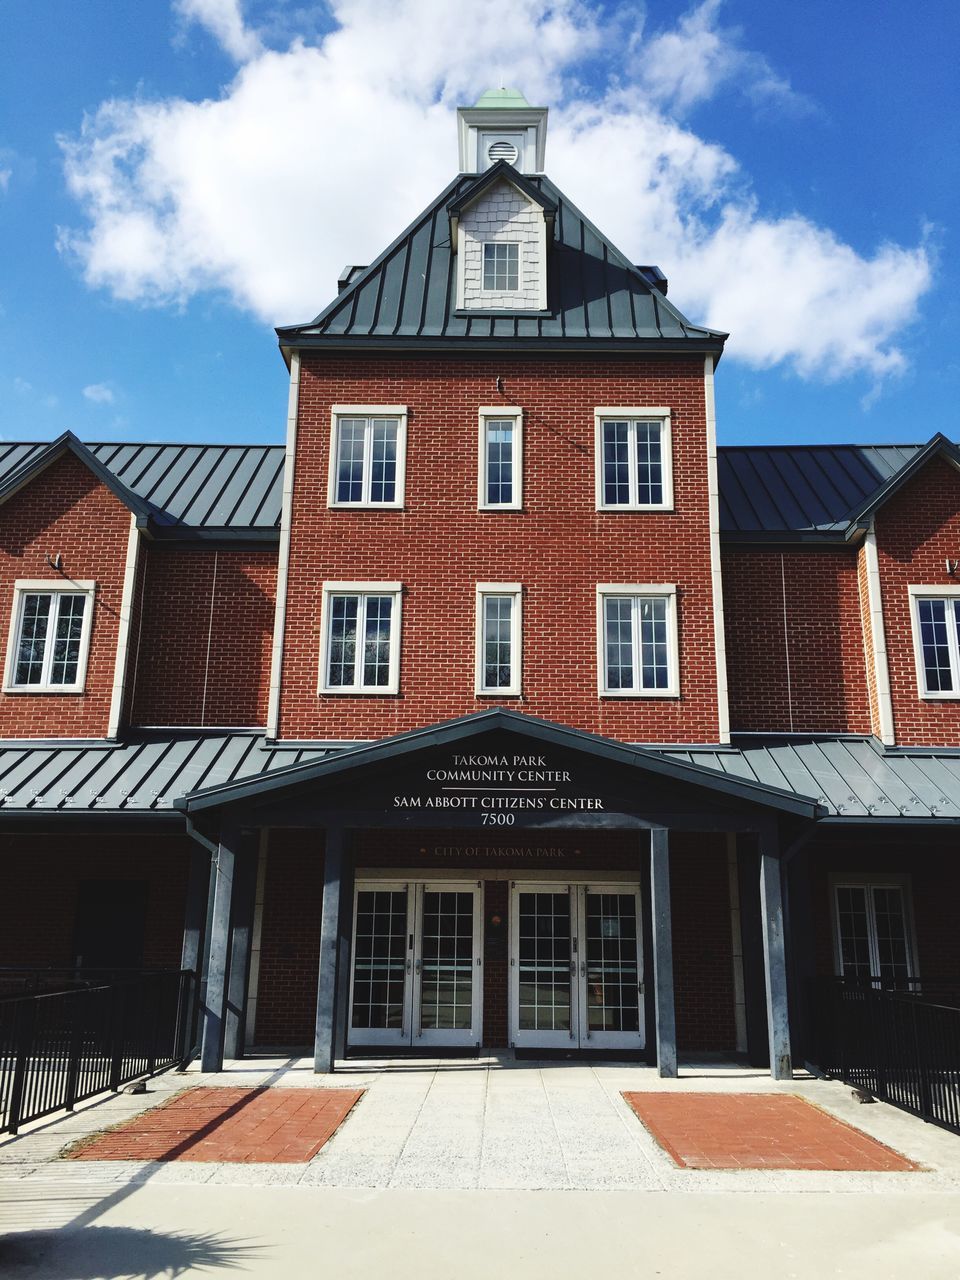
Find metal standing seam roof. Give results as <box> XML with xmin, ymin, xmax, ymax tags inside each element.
<box><xmin>0</xmin><ymin>441</ymin><xmax>284</xmax><ymax>533</ymax></box>
<box><xmin>0</xmin><ymin>731</ymin><xmax>958</xmax><ymax>820</ymax></box>
<box><xmin>0</xmin><ymin>439</ymin><xmax>949</xmax><ymax>539</ymax></box>
<box><xmin>275</xmin><ymin>170</ymin><xmax>725</xmax><ymax>348</ymax></box>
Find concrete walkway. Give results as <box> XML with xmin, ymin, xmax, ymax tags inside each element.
<box><xmin>2</xmin><ymin>1055</ymin><xmax>960</xmax><ymax>1192</ymax></box>
<box><xmin>3</xmin><ymin>1059</ymin><xmax>960</xmax><ymax>1277</ymax></box>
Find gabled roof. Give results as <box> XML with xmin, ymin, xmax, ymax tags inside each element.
<box><xmin>0</xmin><ymin>438</ymin><xmax>283</xmax><ymax>539</ymax></box>
<box><xmin>0</xmin><ymin>432</ymin><xmax>153</xmax><ymax>525</ymax></box>
<box><xmin>719</xmin><ymin>442</ymin><xmax>929</xmax><ymax>541</ymax></box>
<box><xmin>276</xmin><ymin>172</ymin><xmax>726</xmax><ymax>353</ymax></box>
<box><xmin>173</xmin><ymin>708</ymin><xmax>820</xmax><ymax>818</ymax></box>
<box><xmin>843</xmin><ymin>432</ymin><xmax>960</xmax><ymax>533</ymax></box>
<box><xmin>446</xmin><ymin>160</ymin><xmax>557</xmax><ymax>222</ymax></box>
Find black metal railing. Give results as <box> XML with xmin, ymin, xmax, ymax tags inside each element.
<box><xmin>809</xmin><ymin>976</ymin><xmax>960</xmax><ymax>1135</ymax></box>
<box><xmin>0</xmin><ymin>968</ymin><xmax>195</xmax><ymax>1135</ymax></box>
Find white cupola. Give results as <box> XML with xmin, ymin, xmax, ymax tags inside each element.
<box><xmin>457</xmin><ymin>88</ymin><xmax>548</xmax><ymax>174</ymax></box>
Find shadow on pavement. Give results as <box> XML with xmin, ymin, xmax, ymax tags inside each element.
<box><xmin>0</xmin><ymin>1224</ymin><xmax>262</xmax><ymax>1278</ymax></box>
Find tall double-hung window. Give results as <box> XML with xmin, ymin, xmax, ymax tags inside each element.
<box><xmin>596</xmin><ymin>585</ymin><xmax>679</xmax><ymax>697</ymax></box>
<box><xmin>478</xmin><ymin>409</ymin><xmax>523</xmax><ymax>509</ymax></box>
<box><xmin>476</xmin><ymin>584</ymin><xmax>522</xmax><ymax>695</ymax></box>
<box><xmin>328</xmin><ymin>406</ymin><xmax>407</xmax><ymax>508</ymax></box>
<box><xmin>319</xmin><ymin>583</ymin><xmax>401</xmax><ymax>694</ymax></box>
<box><xmin>3</xmin><ymin>581</ymin><xmax>96</xmax><ymax>693</ymax></box>
<box><xmin>909</xmin><ymin>587</ymin><xmax>960</xmax><ymax>697</ymax></box>
<box><xmin>595</xmin><ymin>409</ymin><xmax>673</xmax><ymax>511</ymax></box>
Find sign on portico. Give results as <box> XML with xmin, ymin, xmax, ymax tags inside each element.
<box><xmin>391</xmin><ymin>749</ymin><xmax>606</xmax><ymax>826</ymax></box>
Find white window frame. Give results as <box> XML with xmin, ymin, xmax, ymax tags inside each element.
<box><xmin>907</xmin><ymin>585</ymin><xmax>960</xmax><ymax>699</ymax></box>
<box><xmin>594</xmin><ymin>408</ymin><xmax>673</xmax><ymax>512</ymax></box>
<box><xmin>327</xmin><ymin>405</ymin><xmax>408</xmax><ymax>509</ymax></box>
<box><xmin>477</xmin><ymin>408</ymin><xmax>523</xmax><ymax>510</ymax></box>
<box><xmin>829</xmin><ymin>874</ymin><xmax>918</xmax><ymax>982</ymax></box>
<box><xmin>318</xmin><ymin>582</ymin><xmax>402</xmax><ymax>695</ymax></box>
<box><xmin>3</xmin><ymin>580</ymin><xmax>96</xmax><ymax>694</ymax></box>
<box><xmin>596</xmin><ymin>584</ymin><xmax>679</xmax><ymax>698</ymax></box>
<box><xmin>481</xmin><ymin>241</ymin><xmax>521</xmax><ymax>293</ymax></box>
<box><xmin>475</xmin><ymin>583</ymin><xmax>522</xmax><ymax>696</ymax></box>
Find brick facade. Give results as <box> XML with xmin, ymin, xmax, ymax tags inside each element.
<box><xmin>129</xmin><ymin>546</ymin><xmax>277</xmax><ymax>727</ymax></box>
<box><xmin>279</xmin><ymin>353</ymin><xmax>722</xmax><ymax>744</ymax></box>
<box><xmin>0</xmin><ymin>454</ymin><xmax>131</xmax><ymax>738</ymax></box>
<box><xmin>723</xmin><ymin>547</ymin><xmax>871</xmax><ymax>733</ymax></box>
<box><xmin>874</xmin><ymin>457</ymin><xmax>960</xmax><ymax>745</ymax></box>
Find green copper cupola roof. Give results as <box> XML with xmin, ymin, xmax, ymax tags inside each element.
<box><xmin>474</xmin><ymin>87</ymin><xmax>534</xmax><ymax>109</ymax></box>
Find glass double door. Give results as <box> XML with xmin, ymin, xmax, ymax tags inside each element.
<box><xmin>348</xmin><ymin>881</ymin><xmax>482</xmax><ymax>1048</ymax></box>
<box><xmin>510</xmin><ymin>883</ymin><xmax>644</xmax><ymax>1051</ymax></box>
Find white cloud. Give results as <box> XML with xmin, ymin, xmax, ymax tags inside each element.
<box><xmin>173</xmin><ymin>0</ymin><xmax>261</xmax><ymax>62</ymax></box>
<box><xmin>636</xmin><ymin>0</ymin><xmax>812</xmax><ymax>115</ymax></box>
<box><xmin>56</xmin><ymin>0</ymin><xmax>933</xmax><ymax>383</ymax></box>
<box><xmin>82</xmin><ymin>383</ymin><xmax>115</xmax><ymax>404</ymax></box>
<box><xmin>0</xmin><ymin>168</ymin><xmax>10</xmax><ymax>194</ymax></box>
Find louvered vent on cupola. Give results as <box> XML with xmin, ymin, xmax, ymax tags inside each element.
<box><xmin>487</xmin><ymin>140</ymin><xmax>519</xmax><ymax>165</ymax></box>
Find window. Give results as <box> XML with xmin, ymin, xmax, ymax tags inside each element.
<box><xmin>833</xmin><ymin>879</ymin><xmax>914</xmax><ymax>983</ymax></box>
<box><xmin>476</xmin><ymin>585</ymin><xmax>522</xmax><ymax>695</ymax></box>
<box><xmin>327</xmin><ymin>406</ymin><xmax>407</xmax><ymax>508</ymax></box>
<box><xmin>478</xmin><ymin>408</ymin><xmax>523</xmax><ymax>509</ymax></box>
<box><xmin>482</xmin><ymin>242</ymin><xmax>519</xmax><ymax>292</ymax></box>
<box><xmin>908</xmin><ymin>587</ymin><xmax>960</xmax><ymax>697</ymax></box>
<box><xmin>594</xmin><ymin>409</ymin><xmax>673</xmax><ymax>511</ymax></box>
<box><xmin>319</xmin><ymin>583</ymin><xmax>401</xmax><ymax>694</ymax></box>
<box><xmin>3</xmin><ymin>582</ymin><xmax>95</xmax><ymax>693</ymax></box>
<box><xmin>596</xmin><ymin>585</ymin><xmax>678</xmax><ymax>697</ymax></box>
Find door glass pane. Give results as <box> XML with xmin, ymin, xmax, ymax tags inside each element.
<box><xmin>352</xmin><ymin>889</ymin><xmax>408</xmax><ymax>1030</ymax></box>
<box><xmin>871</xmin><ymin>886</ymin><xmax>910</xmax><ymax>982</ymax></box>
<box><xmin>584</xmin><ymin>892</ymin><xmax>640</xmax><ymax>1033</ymax></box>
<box><xmin>419</xmin><ymin>891</ymin><xmax>474</xmax><ymax>1031</ymax></box>
<box><xmin>517</xmin><ymin>891</ymin><xmax>571</xmax><ymax>1032</ymax></box>
<box><xmin>836</xmin><ymin>886</ymin><xmax>872</xmax><ymax>978</ymax></box>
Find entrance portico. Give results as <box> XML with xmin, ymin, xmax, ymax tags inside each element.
<box><xmin>175</xmin><ymin>710</ymin><xmax>823</xmax><ymax>1082</ymax></box>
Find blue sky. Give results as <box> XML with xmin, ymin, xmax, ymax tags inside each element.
<box><xmin>0</xmin><ymin>1</ymin><xmax>957</xmax><ymax>447</ymax></box>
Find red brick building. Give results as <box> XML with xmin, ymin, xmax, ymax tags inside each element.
<box><xmin>1</xmin><ymin>91</ymin><xmax>957</xmax><ymax>1078</ymax></box>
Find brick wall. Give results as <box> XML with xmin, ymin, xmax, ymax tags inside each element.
<box><xmin>129</xmin><ymin>546</ymin><xmax>277</xmax><ymax>726</ymax></box>
<box><xmin>875</xmin><ymin>457</ymin><xmax>960</xmax><ymax>746</ymax></box>
<box><xmin>722</xmin><ymin>547</ymin><xmax>871</xmax><ymax>734</ymax></box>
<box><xmin>0</xmin><ymin>454</ymin><xmax>131</xmax><ymax>738</ymax></box>
<box><xmin>279</xmin><ymin>353</ymin><xmax>721</xmax><ymax>743</ymax></box>
<box><xmin>254</xmin><ymin>829</ymin><xmax>324</xmax><ymax>1046</ymax></box>
<box><xmin>0</xmin><ymin>831</ymin><xmax>190</xmax><ymax>967</ymax></box>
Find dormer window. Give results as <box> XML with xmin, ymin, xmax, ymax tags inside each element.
<box><xmin>483</xmin><ymin>243</ymin><xmax>519</xmax><ymax>292</ymax></box>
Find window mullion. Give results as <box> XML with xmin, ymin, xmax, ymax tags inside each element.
<box><xmin>355</xmin><ymin>594</ymin><xmax>368</xmax><ymax>689</ymax></box>
<box><xmin>361</xmin><ymin>419</ymin><xmax>373</xmax><ymax>505</ymax></box>
<box><xmin>947</xmin><ymin>599</ymin><xmax>960</xmax><ymax>691</ymax></box>
<box><xmin>40</xmin><ymin>593</ymin><xmax>57</xmax><ymax>687</ymax></box>
<box><xmin>866</xmin><ymin>887</ymin><xmax>881</xmax><ymax>980</ymax></box>
<box><xmin>627</xmin><ymin>422</ymin><xmax>638</xmax><ymax>508</ymax></box>
<box><xmin>631</xmin><ymin>596</ymin><xmax>642</xmax><ymax>691</ymax></box>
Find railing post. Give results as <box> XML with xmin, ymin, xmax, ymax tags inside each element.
<box><xmin>912</xmin><ymin>998</ymin><xmax>933</xmax><ymax>1117</ymax></box>
<box><xmin>64</xmin><ymin>990</ymin><xmax>84</xmax><ymax>1112</ymax></box>
<box><xmin>146</xmin><ymin>974</ymin><xmax>161</xmax><ymax>1076</ymax></box>
<box><xmin>108</xmin><ymin>982</ymin><xmax>127</xmax><ymax>1092</ymax></box>
<box><xmin>7</xmin><ymin>997</ymin><xmax>38</xmax><ymax>1136</ymax></box>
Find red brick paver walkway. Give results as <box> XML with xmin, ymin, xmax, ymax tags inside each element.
<box><xmin>67</xmin><ymin>1087</ymin><xmax>363</xmax><ymax>1164</ymax></box>
<box><xmin>622</xmin><ymin>1092</ymin><xmax>919</xmax><ymax>1171</ymax></box>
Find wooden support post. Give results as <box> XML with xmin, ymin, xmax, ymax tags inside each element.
<box><xmin>314</xmin><ymin>826</ymin><xmax>343</xmax><ymax>1074</ymax></box>
<box><xmin>334</xmin><ymin>842</ymin><xmax>355</xmax><ymax>1063</ymax></box>
<box><xmin>759</xmin><ymin>826</ymin><xmax>793</xmax><ymax>1080</ymax></box>
<box><xmin>650</xmin><ymin>827</ymin><xmax>678</xmax><ymax>1079</ymax></box>
<box><xmin>223</xmin><ymin>835</ymin><xmax>258</xmax><ymax>1062</ymax></box>
<box><xmin>200</xmin><ymin>828</ymin><xmax>236</xmax><ymax>1074</ymax></box>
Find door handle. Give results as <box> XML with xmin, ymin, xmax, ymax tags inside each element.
<box><xmin>415</xmin><ymin>959</ymin><xmax>422</xmax><ymax>975</ymax></box>
<box><xmin>406</xmin><ymin>959</ymin><xmax>412</xmax><ymax>974</ymax></box>
<box><xmin>580</xmin><ymin>961</ymin><xmax>587</xmax><ymax>977</ymax></box>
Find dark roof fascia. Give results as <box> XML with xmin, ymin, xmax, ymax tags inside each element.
<box><xmin>0</xmin><ymin>432</ymin><xmax>154</xmax><ymax>525</ymax></box>
<box><xmin>842</xmin><ymin>433</ymin><xmax>960</xmax><ymax>538</ymax></box>
<box><xmin>175</xmin><ymin>707</ymin><xmax>823</xmax><ymax>818</ymax></box>
<box><xmin>719</xmin><ymin>530</ymin><xmax>860</xmax><ymax>548</ymax></box>
<box><xmin>818</xmin><ymin>815</ymin><xmax>960</xmax><ymax>827</ymax></box>
<box><xmin>145</xmin><ymin>526</ymin><xmax>280</xmax><ymax>550</ymax></box>
<box><xmin>446</xmin><ymin>161</ymin><xmax>558</xmax><ymax>220</ymax></box>
<box><xmin>278</xmin><ymin>336</ymin><xmax>727</xmax><ymax>357</ymax></box>
<box><xmin>0</xmin><ymin>810</ymin><xmax>185</xmax><ymax>828</ymax></box>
